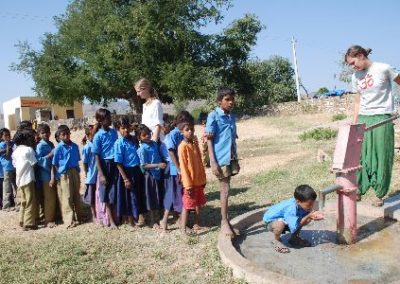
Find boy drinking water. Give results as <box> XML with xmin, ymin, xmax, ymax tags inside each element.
<box><xmin>263</xmin><ymin>185</ymin><xmax>324</xmax><ymax>253</ymax></box>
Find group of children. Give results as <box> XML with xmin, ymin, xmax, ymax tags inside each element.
<box><xmin>0</xmin><ymin>87</ymin><xmax>242</xmax><ymax>237</ymax></box>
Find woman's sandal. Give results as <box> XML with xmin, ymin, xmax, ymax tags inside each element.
<box><xmin>274</xmin><ymin>246</ymin><xmax>290</xmax><ymax>253</ymax></box>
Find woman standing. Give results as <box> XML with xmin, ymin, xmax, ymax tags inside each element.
<box><xmin>345</xmin><ymin>45</ymin><xmax>400</xmax><ymax>206</ymax></box>
<box><xmin>134</xmin><ymin>79</ymin><xmax>164</xmax><ymax>142</ymax></box>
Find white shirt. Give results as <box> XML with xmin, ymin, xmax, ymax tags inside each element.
<box><xmin>12</xmin><ymin>145</ymin><xmax>37</xmax><ymax>187</ymax></box>
<box><xmin>352</xmin><ymin>62</ymin><xmax>399</xmax><ymax>115</ymax></box>
<box><xmin>142</xmin><ymin>99</ymin><xmax>165</xmax><ymax>141</ymax></box>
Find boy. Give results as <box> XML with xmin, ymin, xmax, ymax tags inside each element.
<box><xmin>0</xmin><ymin>128</ymin><xmax>17</xmax><ymax>211</ymax></box>
<box><xmin>178</xmin><ymin>120</ymin><xmax>207</xmax><ymax>235</ymax></box>
<box><xmin>206</xmin><ymin>87</ymin><xmax>240</xmax><ymax>238</ymax></box>
<box><xmin>263</xmin><ymin>185</ymin><xmax>324</xmax><ymax>253</ymax></box>
<box><xmin>12</xmin><ymin>129</ymin><xmax>38</xmax><ymax>230</ymax></box>
<box><xmin>36</xmin><ymin>124</ymin><xmax>57</xmax><ymax>227</ymax></box>
<box><xmin>52</xmin><ymin>125</ymin><xmax>83</xmax><ymax>228</ymax></box>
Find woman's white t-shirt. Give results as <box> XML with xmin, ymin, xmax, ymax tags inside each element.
<box><xmin>12</xmin><ymin>145</ymin><xmax>37</xmax><ymax>187</ymax></box>
<box><xmin>352</xmin><ymin>62</ymin><xmax>399</xmax><ymax>115</ymax></box>
<box><xmin>142</xmin><ymin>99</ymin><xmax>164</xmax><ymax>140</ymax></box>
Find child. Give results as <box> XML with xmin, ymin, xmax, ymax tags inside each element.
<box><xmin>92</xmin><ymin>108</ymin><xmax>118</xmax><ymax>229</ymax></box>
<box><xmin>0</xmin><ymin>128</ymin><xmax>17</xmax><ymax>211</ymax></box>
<box><xmin>114</xmin><ymin>117</ymin><xmax>144</xmax><ymax>226</ymax></box>
<box><xmin>0</xmin><ymin>158</ymin><xmax>3</xmax><ymax>209</ymax></box>
<box><xmin>52</xmin><ymin>125</ymin><xmax>83</xmax><ymax>228</ymax></box>
<box><xmin>12</xmin><ymin>129</ymin><xmax>38</xmax><ymax>230</ymax></box>
<box><xmin>136</xmin><ymin>124</ymin><xmax>166</xmax><ymax>228</ymax></box>
<box><xmin>206</xmin><ymin>87</ymin><xmax>240</xmax><ymax>238</ymax></box>
<box><xmin>263</xmin><ymin>185</ymin><xmax>324</xmax><ymax>253</ymax></box>
<box><xmin>178</xmin><ymin>121</ymin><xmax>207</xmax><ymax>235</ymax></box>
<box><xmin>35</xmin><ymin>123</ymin><xmax>57</xmax><ymax>227</ymax></box>
<box><xmin>160</xmin><ymin>111</ymin><xmax>194</xmax><ymax>231</ymax></box>
<box><xmin>82</xmin><ymin>124</ymin><xmax>98</xmax><ymax>222</ymax></box>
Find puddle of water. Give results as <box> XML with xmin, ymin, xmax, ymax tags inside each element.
<box><xmin>235</xmin><ymin>214</ymin><xmax>400</xmax><ymax>283</ymax></box>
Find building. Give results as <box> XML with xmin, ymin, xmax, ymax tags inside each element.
<box><xmin>3</xmin><ymin>96</ymin><xmax>83</xmax><ymax>130</ymax></box>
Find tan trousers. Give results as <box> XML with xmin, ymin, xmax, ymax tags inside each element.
<box><xmin>58</xmin><ymin>169</ymin><xmax>83</xmax><ymax>226</ymax></box>
<box><xmin>39</xmin><ymin>181</ymin><xmax>57</xmax><ymax>223</ymax></box>
<box><xmin>19</xmin><ymin>181</ymin><xmax>38</xmax><ymax>227</ymax></box>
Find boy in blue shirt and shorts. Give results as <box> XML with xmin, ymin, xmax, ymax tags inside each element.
<box><xmin>263</xmin><ymin>185</ymin><xmax>324</xmax><ymax>253</ymax></box>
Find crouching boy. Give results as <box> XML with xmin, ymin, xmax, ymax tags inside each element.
<box><xmin>263</xmin><ymin>184</ymin><xmax>324</xmax><ymax>253</ymax></box>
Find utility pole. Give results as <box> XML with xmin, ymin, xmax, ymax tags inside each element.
<box><xmin>291</xmin><ymin>36</ymin><xmax>301</xmax><ymax>102</ymax></box>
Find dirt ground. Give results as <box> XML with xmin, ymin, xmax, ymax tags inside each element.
<box><xmin>1</xmin><ymin>111</ymin><xmax>400</xmax><ymax>283</ymax></box>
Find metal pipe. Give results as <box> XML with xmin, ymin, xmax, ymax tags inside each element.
<box><xmin>318</xmin><ymin>184</ymin><xmax>343</xmax><ymax>210</ymax></box>
<box><xmin>364</xmin><ymin>114</ymin><xmax>399</xmax><ymax>131</ymax></box>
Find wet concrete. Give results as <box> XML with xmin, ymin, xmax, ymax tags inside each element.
<box><xmin>234</xmin><ymin>214</ymin><xmax>400</xmax><ymax>283</ymax></box>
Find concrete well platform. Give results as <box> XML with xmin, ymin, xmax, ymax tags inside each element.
<box><xmin>218</xmin><ymin>195</ymin><xmax>400</xmax><ymax>284</ymax></box>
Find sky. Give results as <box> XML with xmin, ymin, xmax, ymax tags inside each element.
<box><xmin>1</xmin><ymin>0</ymin><xmax>400</xmax><ymax>112</ymax></box>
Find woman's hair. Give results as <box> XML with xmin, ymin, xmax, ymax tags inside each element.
<box><xmin>54</xmin><ymin>130</ymin><xmax>60</xmax><ymax>143</ymax></box>
<box><xmin>134</xmin><ymin>78</ymin><xmax>158</xmax><ymax>98</ymax></box>
<box><xmin>18</xmin><ymin>120</ymin><xmax>33</xmax><ymax>130</ymax></box>
<box><xmin>13</xmin><ymin>129</ymin><xmax>36</xmax><ymax>147</ymax></box>
<box><xmin>175</xmin><ymin>111</ymin><xmax>195</xmax><ymax>126</ymax></box>
<box><xmin>133</xmin><ymin>124</ymin><xmax>151</xmax><ymax>140</ymax></box>
<box><xmin>37</xmin><ymin>123</ymin><xmax>50</xmax><ymax>134</ymax></box>
<box><xmin>95</xmin><ymin>108</ymin><xmax>111</xmax><ymax>123</ymax></box>
<box><xmin>345</xmin><ymin>45</ymin><xmax>372</xmax><ymax>61</ymax></box>
<box><xmin>217</xmin><ymin>86</ymin><xmax>236</xmax><ymax>102</ymax></box>
<box><xmin>57</xmin><ymin>124</ymin><xmax>70</xmax><ymax>135</ymax></box>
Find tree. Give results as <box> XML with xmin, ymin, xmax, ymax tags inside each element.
<box><xmin>316</xmin><ymin>87</ymin><xmax>329</xmax><ymax>95</ymax></box>
<box><xmin>11</xmin><ymin>0</ymin><xmax>263</xmax><ymax>113</ymax></box>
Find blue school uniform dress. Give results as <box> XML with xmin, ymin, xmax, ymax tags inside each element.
<box><xmin>114</xmin><ymin>136</ymin><xmax>144</xmax><ymax>219</ymax></box>
<box><xmin>36</xmin><ymin>139</ymin><xmax>54</xmax><ymax>186</ymax></box>
<box><xmin>137</xmin><ymin>141</ymin><xmax>164</xmax><ymax>210</ymax></box>
<box><xmin>205</xmin><ymin>107</ymin><xmax>237</xmax><ymax>167</ymax></box>
<box><xmin>164</xmin><ymin>129</ymin><xmax>183</xmax><ymax>213</ymax></box>
<box><xmin>0</xmin><ymin>162</ymin><xmax>3</xmax><ymax>209</ymax></box>
<box><xmin>263</xmin><ymin>198</ymin><xmax>310</xmax><ymax>234</ymax></box>
<box><xmin>92</xmin><ymin>128</ymin><xmax>118</xmax><ymax>204</ymax></box>
<box><xmin>0</xmin><ymin>141</ymin><xmax>16</xmax><ymax>208</ymax></box>
<box><xmin>0</xmin><ymin>141</ymin><xmax>16</xmax><ymax>173</ymax></box>
<box><xmin>82</xmin><ymin>141</ymin><xmax>98</xmax><ymax>206</ymax></box>
<box><xmin>52</xmin><ymin>141</ymin><xmax>81</xmax><ymax>175</ymax></box>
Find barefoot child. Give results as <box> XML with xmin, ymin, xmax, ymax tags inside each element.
<box><xmin>0</xmin><ymin>128</ymin><xmax>17</xmax><ymax>211</ymax></box>
<box><xmin>136</xmin><ymin>124</ymin><xmax>166</xmax><ymax>228</ymax></box>
<box><xmin>160</xmin><ymin>111</ymin><xmax>194</xmax><ymax>231</ymax></box>
<box><xmin>178</xmin><ymin>121</ymin><xmax>207</xmax><ymax>235</ymax></box>
<box><xmin>206</xmin><ymin>87</ymin><xmax>240</xmax><ymax>238</ymax></box>
<box><xmin>114</xmin><ymin>117</ymin><xmax>144</xmax><ymax>226</ymax></box>
<box><xmin>263</xmin><ymin>185</ymin><xmax>324</xmax><ymax>253</ymax></box>
<box><xmin>82</xmin><ymin>124</ymin><xmax>98</xmax><ymax>221</ymax></box>
<box><xmin>35</xmin><ymin>124</ymin><xmax>57</xmax><ymax>227</ymax></box>
<box><xmin>52</xmin><ymin>125</ymin><xmax>83</xmax><ymax>228</ymax></box>
<box><xmin>92</xmin><ymin>108</ymin><xmax>119</xmax><ymax>229</ymax></box>
<box><xmin>12</xmin><ymin>129</ymin><xmax>38</xmax><ymax>230</ymax></box>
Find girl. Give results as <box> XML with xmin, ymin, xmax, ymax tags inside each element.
<box><xmin>114</xmin><ymin>117</ymin><xmax>144</xmax><ymax>226</ymax></box>
<box><xmin>82</xmin><ymin>123</ymin><xmax>98</xmax><ymax>221</ymax></box>
<box><xmin>345</xmin><ymin>45</ymin><xmax>400</xmax><ymax>206</ymax></box>
<box><xmin>12</xmin><ymin>129</ymin><xmax>38</xmax><ymax>230</ymax></box>
<box><xmin>134</xmin><ymin>78</ymin><xmax>164</xmax><ymax>142</ymax></box>
<box><xmin>160</xmin><ymin>111</ymin><xmax>194</xmax><ymax>231</ymax></box>
<box><xmin>92</xmin><ymin>108</ymin><xmax>118</xmax><ymax>228</ymax></box>
<box><xmin>136</xmin><ymin>124</ymin><xmax>166</xmax><ymax>228</ymax></box>
<box><xmin>0</xmin><ymin>128</ymin><xmax>17</xmax><ymax>211</ymax></box>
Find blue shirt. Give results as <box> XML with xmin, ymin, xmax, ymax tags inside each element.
<box><xmin>35</xmin><ymin>139</ymin><xmax>54</xmax><ymax>182</ymax></box>
<box><xmin>92</xmin><ymin>128</ymin><xmax>118</xmax><ymax>160</ymax></box>
<box><xmin>82</xmin><ymin>142</ymin><xmax>98</xmax><ymax>185</ymax></box>
<box><xmin>0</xmin><ymin>141</ymin><xmax>15</xmax><ymax>172</ymax></box>
<box><xmin>52</xmin><ymin>141</ymin><xmax>81</xmax><ymax>175</ymax></box>
<box><xmin>114</xmin><ymin>137</ymin><xmax>140</xmax><ymax>168</ymax></box>
<box><xmin>263</xmin><ymin>198</ymin><xmax>310</xmax><ymax>233</ymax></box>
<box><xmin>165</xmin><ymin>128</ymin><xmax>183</xmax><ymax>175</ymax></box>
<box><xmin>137</xmin><ymin>141</ymin><xmax>162</xmax><ymax>180</ymax></box>
<box><xmin>205</xmin><ymin>107</ymin><xmax>237</xmax><ymax>166</ymax></box>
<box><xmin>0</xmin><ymin>161</ymin><xmax>3</xmax><ymax>178</ymax></box>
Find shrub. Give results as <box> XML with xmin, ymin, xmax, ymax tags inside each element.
<box><xmin>299</xmin><ymin>127</ymin><xmax>338</xmax><ymax>141</ymax></box>
<box><xmin>332</xmin><ymin>113</ymin><xmax>347</xmax><ymax>121</ymax></box>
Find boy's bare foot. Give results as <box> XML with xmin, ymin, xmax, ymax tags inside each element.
<box><xmin>371</xmin><ymin>196</ymin><xmax>384</xmax><ymax>207</ymax></box>
<box><xmin>109</xmin><ymin>223</ymin><xmax>119</xmax><ymax>230</ymax></box>
<box><xmin>46</xmin><ymin>222</ymin><xmax>57</xmax><ymax>228</ymax></box>
<box><xmin>289</xmin><ymin>235</ymin><xmax>311</xmax><ymax>247</ymax></box>
<box><xmin>160</xmin><ymin>219</ymin><xmax>168</xmax><ymax>231</ymax></box>
<box><xmin>137</xmin><ymin>214</ymin><xmax>145</xmax><ymax>227</ymax></box>
<box><xmin>152</xmin><ymin>223</ymin><xmax>161</xmax><ymax>230</ymax></box>
<box><xmin>220</xmin><ymin>221</ymin><xmax>235</xmax><ymax>238</ymax></box>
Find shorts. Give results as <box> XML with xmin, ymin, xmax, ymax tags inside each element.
<box><xmin>265</xmin><ymin>219</ymin><xmax>290</xmax><ymax>234</ymax></box>
<box><xmin>182</xmin><ymin>186</ymin><xmax>206</xmax><ymax>210</ymax></box>
<box><xmin>217</xmin><ymin>159</ymin><xmax>240</xmax><ymax>180</ymax></box>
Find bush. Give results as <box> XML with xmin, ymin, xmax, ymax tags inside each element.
<box><xmin>299</xmin><ymin>127</ymin><xmax>338</xmax><ymax>141</ymax></box>
<box><xmin>332</xmin><ymin>113</ymin><xmax>347</xmax><ymax>121</ymax></box>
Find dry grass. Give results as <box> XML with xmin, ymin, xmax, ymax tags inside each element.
<box><xmin>1</xmin><ymin>111</ymin><xmax>400</xmax><ymax>283</ymax></box>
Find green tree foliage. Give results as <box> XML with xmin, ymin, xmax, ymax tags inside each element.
<box><xmin>316</xmin><ymin>87</ymin><xmax>329</xmax><ymax>95</ymax></box>
<box><xmin>11</xmin><ymin>0</ymin><xmax>296</xmax><ymax>114</ymax></box>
